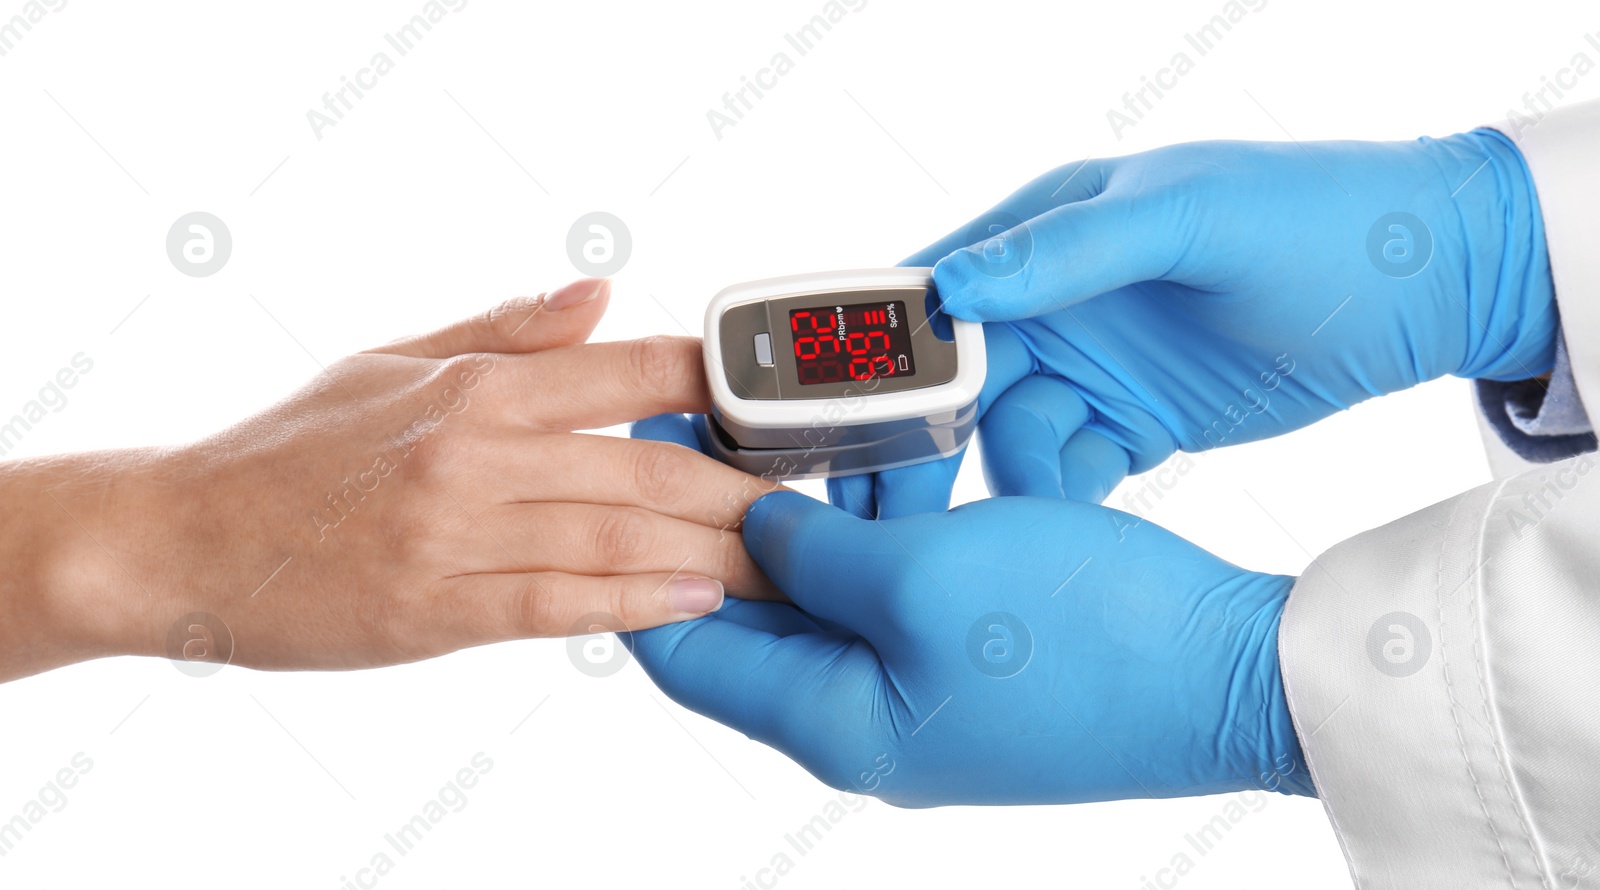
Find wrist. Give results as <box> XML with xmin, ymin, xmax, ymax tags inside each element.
<box><xmin>1438</xmin><ymin>129</ymin><xmax>1558</xmax><ymax>382</ymax></box>
<box><xmin>0</xmin><ymin>450</ymin><xmax>183</xmax><ymax>679</ymax></box>
<box><xmin>1227</xmin><ymin>572</ymin><xmax>1315</xmax><ymax>797</ymax></box>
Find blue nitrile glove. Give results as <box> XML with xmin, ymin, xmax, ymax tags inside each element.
<box><xmin>625</xmin><ymin>413</ymin><xmax>1314</xmax><ymax>807</ymax></box>
<box><xmin>837</xmin><ymin>129</ymin><xmax>1556</xmax><ymax>513</ymax></box>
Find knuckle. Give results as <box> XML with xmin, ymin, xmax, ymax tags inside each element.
<box><xmin>631</xmin><ymin>443</ymin><xmax>691</xmax><ymax>508</ymax></box>
<box><xmin>354</xmin><ymin>585</ymin><xmax>428</xmax><ymax>662</ymax></box>
<box><xmin>594</xmin><ymin>508</ymin><xmax>652</xmax><ymax>570</ymax></box>
<box><xmin>510</xmin><ymin>579</ymin><xmax>564</xmax><ymax>637</ymax></box>
<box><xmin>628</xmin><ymin>336</ymin><xmax>697</xmax><ymax>401</ymax></box>
<box><xmin>390</xmin><ymin>423</ymin><xmax>453</xmax><ymax>484</ymax></box>
<box><xmin>601</xmin><ymin>579</ymin><xmax>643</xmax><ymax>631</ymax></box>
<box><xmin>434</xmin><ymin>353</ymin><xmax>497</xmax><ymax>405</ymax></box>
<box><xmin>477</xmin><ymin>297</ymin><xmax>542</xmax><ymax>345</ymax></box>
<box><xmin>370</xmin><ymin>498</ymin><xmax>459</xmax><ymax>571</ymax></box>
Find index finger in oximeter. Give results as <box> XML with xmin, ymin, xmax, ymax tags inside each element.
<box><xmin>702</xmin><ymin>268</ymin><xmax>985</xmax><ymax>482</ymax></box>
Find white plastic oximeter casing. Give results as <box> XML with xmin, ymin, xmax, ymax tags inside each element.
<box><xmin>702</xmin><ymin>268</ymin><xmax>985</xmax><ymax>481</ymax></box>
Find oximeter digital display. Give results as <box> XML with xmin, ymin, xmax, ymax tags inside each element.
<box><xmin>702</xmin><ymin>268</ymin><xmax>986</xmax><ymax>481</ymax></box>
<box><xmin>788</xmin><ymin>300</ymin><xmax>916</xmax><ymax>385</ymax></box>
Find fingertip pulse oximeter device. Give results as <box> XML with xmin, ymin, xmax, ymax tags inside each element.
<box><xmin>702</xmin><ymin>268</ymin><xmax>985</xmax><ymax>481</ymax></box>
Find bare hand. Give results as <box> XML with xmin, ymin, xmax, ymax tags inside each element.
<box><xmin>0</xmin><ymin>279</ymin><xmax>780</xmax><ymax>681</ymax></box>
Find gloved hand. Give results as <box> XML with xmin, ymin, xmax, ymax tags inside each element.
<box><xmin>835</xmin><ymin>129</ymin><xmax>1556</xmax><ymax>516</ymax></box>
<box><xmin>625</xmin><ymin>413</ymin><xmax>1313</xmax><ymax>807</ymax></box>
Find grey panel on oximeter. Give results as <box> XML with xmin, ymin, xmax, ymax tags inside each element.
<box><xmin>701</xmin><ymin>268</ymin><xmax>986</xmax><ymax>482</ymax></box>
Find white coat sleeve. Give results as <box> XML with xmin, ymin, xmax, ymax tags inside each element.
<box><xmin>1280</xmin><ymin>99</ymin><xmax>1600</xmax><ymax>890</ymax></box>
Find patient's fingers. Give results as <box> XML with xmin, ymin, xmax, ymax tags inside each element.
<box><xmin>371</xmin><ymin>279</ymin><xmax>610</xmax><ymax>359</ymax></box>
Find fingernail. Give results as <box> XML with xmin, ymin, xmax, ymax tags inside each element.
<box><xmin>544</xmin><ymin>278</ymin><xmax>608</xmax><ymax>311</ymax></box>
<box><xmin>668</xmin><ymin>577</ymin><xmax>724</xmax><ymax>615</ymax></box>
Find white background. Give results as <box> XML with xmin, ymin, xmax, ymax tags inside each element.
<box><xmin>0</xmin><ymin>1</ymin><xmax>1592</xmax><ymax>887</ymax></box>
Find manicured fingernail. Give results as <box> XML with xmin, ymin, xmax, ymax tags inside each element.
<box><xmin>544</xmin><ymin>278</ymin><xmax>608</xmax><ymax>311</ymax></box>
<box><xmin>668</xmin><ymin>577</ymin><xmax>724</xmax><ymax>615</ymax></box>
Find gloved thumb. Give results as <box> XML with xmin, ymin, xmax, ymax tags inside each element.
<box><xmin>742</xmin><ymin>491</ymin><xmax>904</xmax><ymax>641</ymax></box>
<box><xmin>931</xmin><ymin>193</ymin><xmax>1181</xmax><ymax>323</ymax></box>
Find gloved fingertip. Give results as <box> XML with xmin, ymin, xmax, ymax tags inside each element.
<box><xmin>935</xmin><ymin>249</ymin><xmax>1033</xmax><ymax>323</ymax></box>
<box><xmin>742</xmin><ymin>491</ymin><xmax>851</xmax><ymax>593</ymax></box>
<box><xmin>1058</xmin><ymin>429</ymin><xmax>1133</xmax><ymax>505</ymax></box>
<box><xmin>931</xmin><ymin>254</ymin><xmax>985</xmax><ymax>320</ymax></box>
<box><xmin>631</xmin><ymin>413</ymin><xmax>688</xmax><ymax>442</ymax></box>
<box><xmin>742</xmin><ymin>489</ymin><xmax>817</xmax><ymax>545</ymax></box>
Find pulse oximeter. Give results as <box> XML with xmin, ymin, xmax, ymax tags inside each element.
<box><xmin>702</xmin><ymin>268</ymin><xmax>985</xmax><ymax>481</ymax></box>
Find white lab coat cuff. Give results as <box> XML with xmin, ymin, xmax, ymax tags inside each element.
<box><xmin>1279</xmin><ymin>457</ymin><xmax>1600</xmax><ymax>888</ymax></box>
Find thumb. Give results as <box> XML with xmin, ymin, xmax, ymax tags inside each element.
<box><xmin>742</xmin><ymin>491</ymin><xmax>902</xmax><ymax>638</ymax></box>
<box><xmin>932</xmin><ymin>194</ymin><xmax>1181</xmax><ymax>323</ymax></box>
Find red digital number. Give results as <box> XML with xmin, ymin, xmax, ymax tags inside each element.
<box><xmin>843</xmin><ymin>329</ymin><xmax>897</xmax><ymax>380</ymax></box>
<box><xmin>794</xmin><ymin>310</ymin><xmax>848</xmax><ymax>383</ymax></box>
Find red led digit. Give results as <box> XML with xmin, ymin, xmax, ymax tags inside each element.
<box><xmin>792</xmin><ymin>310</ymin><xmax>831</xmax><ymax>335</ymax></box>
<box><xmin>788</xmin><ymin>300</ymin><xmax>914</xmax><ymax>386</ymax></box>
